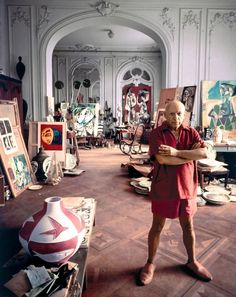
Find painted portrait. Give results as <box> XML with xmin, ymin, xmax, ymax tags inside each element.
<box><xmin>39</xmin><ymin>123</ymin><xmax>64</xmax><ymax>151</ymax></box>
<box><xmin>122</xmin><ymin>85</ymin><xmax>152</xmax><ymax>125</ymax></box>
<box><xmin>9</xmin><ymin>154</ymin><xmax>32</xmax><ymax>191</ymax></box>
<box><xmin>202</xmin><ymin>80</ymin><xmax>236</xmax><ymax>138</ymax></box>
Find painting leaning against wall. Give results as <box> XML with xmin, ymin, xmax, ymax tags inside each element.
<box><xmin>202</xmin><ymin>80</ymin><xmax>236</xmax><ymax>139</ymax></box>
<box><xmin>71</xmin><ymin>103</ymin><xmax>99</xmax><ymax>137</ymax></box>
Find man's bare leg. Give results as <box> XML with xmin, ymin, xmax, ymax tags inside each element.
<box><xmin>140</xmin><ymin>214</ymin><xmax>166</xmax><ymax>285</ymax></box>
<box><xmin>179</xmin><ymin>216</ymin><xmax>213</xmax><ymax>281</ymax></box>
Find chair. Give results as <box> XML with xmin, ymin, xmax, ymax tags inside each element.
<box><xmin>119</xmin><ymin>124</ymin><xmax>145</xmax><ymax>155</ymax></box>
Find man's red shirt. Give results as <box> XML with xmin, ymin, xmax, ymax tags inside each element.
<box><xmin>149</xmin><ymin>121</ymin><xmax>205</xmax><ymax>201</ymax></box>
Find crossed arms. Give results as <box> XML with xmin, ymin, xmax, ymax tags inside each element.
<box><xmin>155</xmin><ymin>143</ymin><xmax>208</xmax><ymax>166</ymax></box>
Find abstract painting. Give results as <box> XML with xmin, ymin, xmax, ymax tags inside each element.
<box><xmin>122</xmin><ymin>85</ymin><xmax>152</xmax><ymax>125</ymax></box>
<box><xmin>38</xmin><ymin>122</ymin><xmax>66</xmax><ymax>163</ymax></box>
<box><xmin>0</xmin><ymin>118</ymin><xmax>18</xmax><ymax>155</ymax></box>
<box><xmin>71</xmin><ymin>103</ymin><xmax>99</xmax><ymax>136</ymax></box>
<box><xmin>155</xmin><ymin>86</ymin><xmax>196</xmax><ymax>127</ymax></box>
<box><xmin>202</xmin><ymin>80</ymin><xmax>236</xmax><ymax>138</ymax></box>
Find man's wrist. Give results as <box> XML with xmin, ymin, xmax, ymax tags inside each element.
<box><xmin>174</xmin><ymin>149</ymin><xmax>180</xmax><ymax>157</ymax></box>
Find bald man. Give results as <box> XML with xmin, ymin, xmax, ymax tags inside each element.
<box><xmin>139</xmin><ymin>100</ymin><xmax>213</xmax><ymax>285</ymax></box>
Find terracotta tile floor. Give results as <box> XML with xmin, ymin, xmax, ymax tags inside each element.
<box><xmin>0</xmin><ymin>146</ymin><xmax>236</xmax><ymax>297</ymax></box>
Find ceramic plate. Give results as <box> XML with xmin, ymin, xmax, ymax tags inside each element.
<box><xmin>204</xmin><ymin>185</ymin><xmax>230</xmax><ymax>195</ymax></box>
<box><xmin>197</xmin><ymin>186</ymin><xmax>203</xmax><ymax>196</ymax></box>
<box><xmin>28</xmin><ymin>184</ymin><xmax>43</xmax><ymax>190</ymax></box>
<box><xmin>62</xmin><ymin>197</ymin><xmax>85</xmax><ymax>209</ymax></box>
<box><xmin>130</xmin><ymin>181</ymin><xmax>138</xmax><ymax>187</ymax></box>
<box><xmin>64</xmin><ymin>153</ymin><xmax>77</xmax><ymax>170</ymax></box>
<box><xmin>203</xmin><ymin>192</ymin><xmax>230</xmax><ymax>205</ymax></box>
<box><xmin>229</xmin><ymin>195</ymin><xmax>236</xmax><ymax>202</ymax></box>
<box><xmin>131</xmin><ymin>177</ymin><xmax>150</xmax><ymax>182</ymax></box>
<box><xmin>139</xmin><ymin>180</ymin><xmax>151</xmax><ymax>189</ymax></box>
<box><xmin>229</xmin><ymin>185</ymin><xmax>236</xmax><ymax>195</ymax></box>
<box><xmin>134</xmin><ymin>187</ymin><xmax>149</xmax><ymax>195</ymax></box>
<box><xmin>42</xmin><ymin>157</ymin><xmax>52</xmax><ymax>176</ymax></box>
<box><xmin>197</xmin><ymin>196</ymin><xmax>206</xmax><ymax>206</ymax></box>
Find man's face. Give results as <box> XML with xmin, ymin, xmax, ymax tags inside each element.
<box><xmin>164</xmin><ymin>102</ymin><xmax>185</xmax><ymax>130</ymax></box>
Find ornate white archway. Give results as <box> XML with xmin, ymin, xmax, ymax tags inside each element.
<box><xmin>68</xmin><ymin>57</ymin><xmax>101</xmax><ymax>103</ymax></box>
<box><xmin>39</xmin><ymin>11</ymin><xmax>171</xmax><ymax>119</ymax></box>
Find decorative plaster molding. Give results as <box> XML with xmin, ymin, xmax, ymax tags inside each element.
<box><xmin>74</xmin><ymin>43</ymin><xmax>100</xmax><ymax>51</ymax></box>
<box><xmin>182</xmin><ymin>10</ymin><xmax>200</xmax><ymax>30</ymax></box>
<box><xmin>37</xmin><ymin>5</ymin><xmax>51</xmax><ymax>33</ymax></box>
<box><xmin>58</xmin><ymin>57</ymin><xmax>66</xmax><ymax>66</ymax></box>
<box><xmin>105</xmin><ymin>58</ymin><xmax>113</xmax><ymax>67</ymax></box>
<box><xmin>209</xmin><ymin>10</ymin><xmax>236</xmax><ymax>35</ymax></box>
<box><xmin>131</xmin><ymin>56</ymin><xmax>144</xmax><ymax>62</ymax></box>
<box><xmin>11</xmin><ymin>6</ymin><xmax>30</xmax><ymax>27</ymax></box>
<box><xmin>160</xmin><ymin>7</ymin><xmax>175</xmax><ymax>40</ymax></box>
<box><xmin>94</xmin><ymin>1</ymin><xmax>119</xmax><ymax>16</ymax></box>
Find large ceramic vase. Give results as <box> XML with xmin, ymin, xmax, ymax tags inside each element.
<box><xmin>31</xmin><ymin>147</ymin><xmax>50</xmax><ymax>182</ymax></box>
<box><xmin>19</xmin><ymin>196</ymin><xmax>85</xmax><ymax>265</ymax></box>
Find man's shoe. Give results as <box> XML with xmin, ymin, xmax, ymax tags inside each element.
<box><xmin>139</xmin><ymin>263</ymin><xmax>155</xmax><ymax>286</ymax></box>
<box><xmin>185</xmin><ymin>261</ymin><xmax>213</xmax><ymax>282</ymax></box>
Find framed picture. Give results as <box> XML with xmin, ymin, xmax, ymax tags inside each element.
<box><xmin>0</xmin><ymin>123</ymin><xmax>33</xmax><ymax>197</ymax></box>
<box><xmin>155</xmin><ymin>86</ymin><xmax>196</xmax><ymax>127</ymax></box>
<box><xmin>155</xmin><ymin>88</ymin><xmax>176</xmax><ymax>127</ymax></box>
<box><xmin>122</xmin><ymin>84</ymin><xmax>152</xmax><ymax>125</ymax></box>
<box><xmin>0</xmin><ymin>100</ymin><xmax>34</xmax><ymax>197</ymax></box>
<box><xmin>201</xmin><ymin>80</ymin><xmax>236</xmax><ymax>138</ymax></box>
<box><xmin>37</xmin><ymin>122</ymin><xmax>66</xmax><ymax>163</ymax></box>
<box><xmin>0</xmin><ymin>118</ymin><xmax>18</xmax><ymax>155</ymax></box>
<box><xmin>178</xmin><ymin>85</ymin><xmax>196</xmax><ymax>126</ymax></box>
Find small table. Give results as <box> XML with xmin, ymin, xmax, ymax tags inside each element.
<box><xmin>197</xmin><ymin>165</ymin><xmax>229</xmax><ymax>189</ymax></box>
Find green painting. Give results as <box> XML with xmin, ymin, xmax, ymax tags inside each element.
<box><xmin>202</xmin><ymin>80</ymin><xmax>236</xmax><ymax>138</ymax></box>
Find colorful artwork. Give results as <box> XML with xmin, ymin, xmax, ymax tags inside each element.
<box><xmin>39</xmin><ymin>123</ymin><xmax>63</xmax><ymax>151</ymax></box>
<box><xmin>178</xmin><ymin>86</ymin><xmax>196</xmax><ymax>126</ymax></box>
<box><xmin>9</xmin><ymin>154</ymin><xmax>32</xmax><ymax>191</ymax></box>
<box><xmin>155</xmin><ymin>86</ymin><xmax>196</xmax><ymax>127</ymax></box>
<box><xmin>202</xmin><ymin>80</ymin><xmax>236</xmax><ymax>138</ymax></box>
<box><xmin>37</xmin><ymin>122</ymin><xmax>66</xmax><ymax>164</ymax></box>
<box><xmin>71</xmin><ymin>103</ymin><xmax>99</xmax><ymax>136</ymax></box>
<box><xmin>0</xmin><ymin>118</ymin><xmax>18</xmax><ymax>155</ymax></box>
<box><xmin>0</xmin><ymin>101</ymin><xmax>33</xmax><ymax>197</ymax></box>
<box><xmin>122</xmin><ymin>84</ymin><xmax>152</xmax><ymax>125</ymax></box>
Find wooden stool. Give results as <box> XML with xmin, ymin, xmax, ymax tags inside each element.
<box><xmin>197</xmin><ymin>165</ymin><xmax>229</xmax><ymax>189</ymax></box>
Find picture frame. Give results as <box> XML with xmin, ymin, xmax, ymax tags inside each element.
<box><xmin>37</xmin><ymin>122</ymin><xmax>67</xmax><ymax>164</ymax></box>
<box><xmin>155</xmin><ymin>86</ymin><xmax>196</xmax><ymax>127</ymax></box>
<box><xmin>0</xmin><ymin>120</ymin><xmax>33</xmax><ymax>197</ymax></box>
<box><xmin>0</xmin><ymin>100</ymin><xmax>34</xmax><ymax>197</ymax></box>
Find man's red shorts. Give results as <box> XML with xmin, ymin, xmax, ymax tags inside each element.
<box><xmin>151</xmin><ymin>198</ymin><xmax>197</xmax><ymax>219</ymax></box>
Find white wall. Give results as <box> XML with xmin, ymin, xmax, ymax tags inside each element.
<box><xmin>3</xmin><ymin>0</ymin><xmax>236</xmax><ymax>124</ymax></box>
<box><xmin>0</xmin><ymin>0</ymin><xmax>9</xmax><ymax>74</ymax></box>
